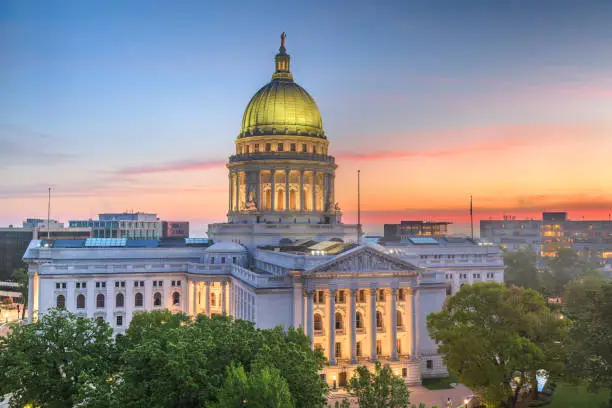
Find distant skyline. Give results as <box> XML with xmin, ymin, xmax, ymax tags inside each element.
<box><xmin>2</xmin><ymin>1</ymin><xmax>612</xmax><ymax>236</ymax></box>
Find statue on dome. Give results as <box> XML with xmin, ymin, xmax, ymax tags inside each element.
<box><xmin>280</xmin><ymin>32</ymin><xmax>286</xmax><ymax>49</ymax></box>
<box><xmin>245</xmin><ymin>190</ymin><xmax>258</xmax><ymax>211</ymax></box>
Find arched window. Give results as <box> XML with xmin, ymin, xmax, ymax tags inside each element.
<box><xmin>96</xmin><ymin>294</ymin><xmax>105</xmax><ymax>308</ymax></box>
<box><xmin>172</xmin><ymin>292</ymin><xmax>180</xmax><ymax>306</ymax></box>
<box><xmin>396</xmin><ymin>311</ymin><xmax>403</xmax><ymax>327</ymax></box>
<box><xmin>76</xmin><ymin>294</ymin><xmax>85</xmax><ymax>309</ymax></box>
<box><xmin>153</xmin><ymin>292</ymin><xmax>162</xmax><ymax>307</ymax></box>
<box><xmin>116</xmin><ymin>293</ymin><xmax>124</xmax><ymax>308</ymax></box>
<box><xmin>211</xmin><ymin>293</ymin><xmax>216</xmax><ymax>306</ymax></box>
<box><xmin>56</xmin><ymin>294</ymin><xmax>65</xmax><ymax>309</ymax></box>
<box><xmin>398</xmin><ymin>288</ymin><xmax>405</xmax><ymax>301</ymax></box>
<box><xmin>376</xmin><ymin>311</ymin><xmax>383</xmax><ymax>328</ymax></box>
<box><xmin>135</xmin><ymin>292</ymin><xmax>144</xmax><ymax>307</ymax></box>
<box><xmin>335</xmin><ymin>312</ymin><xmax>343</xmax><ymax>330</ymax></box>
<box><xmin>355</xmin><ymin>312</ymin><xmax>363</xmax><ymax>329</ymax></box>
<box><xmin>314</xmin><ymin>313</ymin><xmax>323</xmax><ymax>331</ymax></box>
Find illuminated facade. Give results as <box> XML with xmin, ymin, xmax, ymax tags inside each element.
<box><xmin>24</xmin><ymin>34</ymin><xmax>507</xmax><ymax>388</ymax></box>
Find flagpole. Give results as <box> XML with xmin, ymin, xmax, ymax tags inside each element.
<box><xmin>470</xmin><ymin>195</ymin><xmax>474</xmax><ymax>240</ymax></box>
<box><xmin>47</xmin><ymin>187</ymin><xmax>51</xmax><ymax>240</ymax></box>
<box><xmin>357</xmin><ymin>170</ymin><xmax>361</xmax><ymax>244</ymax></box>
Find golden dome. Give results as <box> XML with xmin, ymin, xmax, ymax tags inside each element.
<box><xmin>239</xmin><ymin>33</ymin><xmax>325</xmax><ymax>139</ymax></box>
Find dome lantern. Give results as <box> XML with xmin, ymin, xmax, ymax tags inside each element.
<box><xmin>272</xmin><ymin>32</ymin><xmax>293</xmax><ymax>82</ymax></box>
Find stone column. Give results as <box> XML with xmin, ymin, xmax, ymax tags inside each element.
<box><xmin>411</xmin><ymin>288</ymin><xmax>418</xmax><ymax>359</ymax></box>
<box><xmin>390</xmin><ymin>288</ymin><xmax>398</xmax><ymax>360</ymax></box>
<box><xmin>350</xmin><ymin>288</ymin><xmax>358</xmax><ymax>364</ymax></box>
<box><xmin>293</xmin><ymin>280</ymin><xmax>304</xmax><ymax>328</ymax></box>
<box><xmin>205</xmin><ymin>282</ymin><xmax>211</xmax><ymax>317</ymax></box>
<box><xmin>27</xmin><ymin>271</ymin><xmax>35</xmax><ymax>323</ymax></box>
<box><xmin>299</xmin><ymin>170</ymin><xmax>305</xmax><ymax>212</ymax></box>
<box><xmin>329</xmin><ymin>289</ymin><xmax>337</xmax><ymax>365</ymax></box>
<box><xmin>306</xmin><ymin>290</ymin><xmax>314</xmax><ymax>345</ymax></box>
<box><xmin>221</xmin><ymin>281</ymin><xmax>227</xmax><ymax>314</ymax></box>
<box><xmin>270</xmin><ymin>169</ymin><xmax>276</xmax><ymax>212</ymax></box>
<box><xmin>285</xmin><ymin>168</ymin><xmax>290</xmax><ymax>211</ymax></box>
<box><xmin>192</xmin><ymin>281</ymin><xmax>198</xmax><ymax>317</ymax></box>
<box><xmin>312</xmin><ymin>170</ymin><xmax>317</xmax><ymax>212</ymax></box>
<box><xmin>370</xmin><ymin>287</ymin><xmax>377</xmax><ymax>361</ymax></box>
<box><xmin>331</xmin><ymin>173</ymin><xmax>335</xmax><ymax>207</ymax></box>
<box><xmin>323</xmin><ymin>173</ymin><xmax>329</xmax><ymax>211</ymax></box>
<box><xmin>256</xmin><ymin>170</ymin><xmax>261</xmax><ymax>212</ymax></box>
<box><xmin>228</xmin><ymin>173</ymin><xmax>232</xmax><ymax>212</ymax></box>
<box><xmin>185</xmin><ymin>279</ymin><xmax>191</xmax><ymax>315</ymax></box>
<box><xmin>234</xmin><ymin>172</ymin><xmax>239</xmax><ymax>212</ymax></box>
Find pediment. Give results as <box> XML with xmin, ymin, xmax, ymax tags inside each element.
<box><xmin>305</xmin><ymin>246</ymin><xmax>419</xmax><ymax>275</ymax></box>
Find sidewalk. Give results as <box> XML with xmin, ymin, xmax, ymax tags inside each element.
<box><xmin>328</xmin><ymin>384</ymin><xmax>473</xmax><ymax>407</ymax></box>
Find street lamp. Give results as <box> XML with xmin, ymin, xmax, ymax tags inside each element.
<box><xmin>464</xmin><ymin>398</ymin><xmax>470</xmax><ymax>407</ymax></box>
<box><xmin>332</xmin><ymin>375</ymin><xmax>337</xmax><ymax>391</ymax></box>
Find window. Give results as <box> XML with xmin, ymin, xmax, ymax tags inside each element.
<box><xmin>396</xmin><ymin>311</ymin><xmax>403</xmax><ymax>327</ymax></box>
<box><xmin>140</xmin><ymin>281</ymin><xmax>144</xmax><ymax>287</ymax></box>
<box><xmin>302</xmin><ymin>144</ymin><xmax>307</xmax><ymax>152</ymax></box>
<box><xmin>254</xmin><ymin>143</ymin><xmax>259</xmax><ymax>152</ymax></box>
<box><xmin>335</xmin><ymin>312</ymin><xmax>343</xmax><ymax>330</ymax></box>
<box><xmin>96</xmin><ymin>294</ymin><xmax>105</xmax><ymax>308</ymax></box>
<box><xmin>153</xmin><ymin>292</ymin><xmax>162</xmax><ymax>307</ymax></box>
<box><xmin>290</xmin><ymin>143</ymin><xmax>296</xmax><ymax>152</ymax></box>
<box><xmin>56</xmin><ymin>294</ymin><xmax>66</xmax><ymax>309</ymax></box>
<box><xmin>56</xmin><ymin>282</ymin><xmax>60</xmax><ymax>289</ymax></box>
<box><xmin>173</xmin><ymin>292</ymin><xmax>180</xmax><ymax>306</ymax></box>
<box><xmin>153</xmin><ymin>281</ymin><xmax>157</xmax><ymax>287</ymax></box>
<box><xmin>376</xmin><ymin>311</ymin><xmax>383</xmax><ymax>328</ymax></box>
<box><xmin>76</xmin><ymin>294</ymin><xmax>85</xmax><ymax>309</ymax></box>
<box><xmin>376</xmin><ymin>340</ymin><xmax>382</xmax><ymax>355</ymax></box>
<box><xmin>398</xmin><ymin>288</ymin><xmax>405</xmax><ymax>301</ymax></box>
<box><xmin>314</xmin><ymin>314</ymin><xmax>323</xmax><ymax>331</ymax></box>
<box><xmin>336</xmin><ymin>290</ymin><xmax>345</xmax><ymax>303</ymax></box>
<box><xmin>96</xmin><ymin>281</ymin><xmax>106</xmax><ymax>288</ymax></box>
<box><xmin>335</xmin><ymin>342</ymin><xmax>341</xmax><ymax>358</ymax></box>
<box><xmin>76</xmin><ymin>282</ymin><xmax>81</xmax><ymax>289</ymax></box>
<box><xmin>317</xmin><ymin>291</ymin><xmax>324</xmax><ymax>304</ymax></box>
<box><xmin>121</xmin><ymin>281</ymin><xmax>125</xmax><ymax>287</ymax></box>
<box><xmin>211</xmin><ymin>292</ymin><xmax>216</xmax><ymax>306</ymax></box>
<box><xmin>221</xmin><ymin>257</ymin><xmax>226</xmax><ymax>264</ymax></box>
<box><xmin>426</xmin><ymin>360</ymin><xmax>433</xmax><ymax>369</ymax></box>
<box><xmin>232</xmin><ymin>257</ymin><xmax>236</xmax><ymax>264</ymax></box>
<box><xmin>402</xmin><ymin>368</ymin><xmax>407</xmax><ymax>378</ymax></box>
<box><xmin>355</xmin><ymin>312</ymin><xmax>363</xmax><ymax>329</ymax></box>
<box><xmin>177</xmin><ymin>280</ymin><xmax>181</xmax><ymax>286</ymax></box>
<box><xmin>277</xmin><ymin>143</ymin><xmax>284</xmax><ymax>151</ymax></box>
<box><xmin>358</xmin><ymin>290</ymin><xmax>365</xmax><ymax>303</ymax></box>
<box><xmin>82</xmin><ymin>282</ymin><xmax>86</xmax><ymax>289</ymax></box>
<box><xmin>397</xmin><ymin>339</ymin><xmax>402</xmax><ymax>354</ymax></box>
<box><xmin>211</xmin><ymin>256</ymin><xmax>215</xmax><ymax>264</ymax></box>
<box><xmin>116</xmin><ymin>293</ymin><xmax>124</xmax><ymax>308</ymax></box>
<box><xmin>116</xmin><ymin>315</ymin><xmax>123</xmax><ymax>327</ymax></box>
<box><xmin>62</xmin><ymin>282</ymin><xmax>66</xmax><ymax>289</ymax></box>
<box><xmin>265</xmin><ymin>143</ymin><xmax>271</xmax><ymax>152</ymax></box>
<box><xmin>171</xmin><ymin>280</ymin><xmax>176</xmax><ymax>286</ymax></box>
<box><xmin>115</xmin><ymin>281</ymin><xmax>120</xmax><ymax>288</ymax></box>
<box><xmin>135</xmin><ymin>292</ymin><xmax>144</xmax><ymax>307</ymax></box>
<box><xmin>378</xmin><ymin>289</ymin><xmax>385</xmax><ymax>301</ymax></box>
<box><xmin>134</xmin><ymin>281</ymin><xmax>139</xmax><ymax>287</ymax></box>
<box><xmin>356</xmin><ymin>342</ymin><xmax>362</xmax><ymax>357</ymax></box>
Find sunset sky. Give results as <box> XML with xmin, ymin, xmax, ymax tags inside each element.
<box><xmin>2</xmin><ymin>1</ymin><xmax>612</xmax><ymax>236</ymax></box>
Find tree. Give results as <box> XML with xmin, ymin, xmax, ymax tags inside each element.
<box><xmin>546</xmin><ymin>248</ymin><xmax>594</xmax><ymax>296</ymax></box>
<box><xmin>346</xmin><ymin>361</ymin><xmax>410</xmax><ymax>408</ymax></box>
<box><xmin>11</xmin><ymin>268</ymin><xmax>28</xmax><ymax>320</ymax></box>
<box><xmin>427</xmin><ymin>283</ymin><xmax>567</xmax><ymax>408</ymax></box>
<box><xmin>0</xmin><ymin>309</ymin><xmax>117</xmax><ymax>408</ymax></box>
<box><xmin>564</xmin><ymin>277</ymin><xmax>612</xmax><ymax>408</ymax></box>
<box><xmin>214</xmin><ymin>363</ymin><xmax>294</xmax><ymax>408</ymax></box>
<box><xmin>503</xmin><ymin>249</ymin><xmax>540</xmax><ymax>291</ymax></box>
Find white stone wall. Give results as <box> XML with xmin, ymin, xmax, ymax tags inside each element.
<box><xmin>254</xmin><ymin>289</ymin><xmax>292</xmax><ymax>329</ymax></box>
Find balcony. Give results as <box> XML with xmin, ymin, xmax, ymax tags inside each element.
<box><xmin>314</xmin><ymin>329</ymin><xmax>325</xmax><ymax>336</ymax></box>
<box><xmin>229</xmin><ymin>152</ymin><xmax>335</xmax><ymax>164</ymax></box>
<box><xmin>335</xmin><ymin>328</ymin><xmax>345</xmax><ymax>335</ymax></box>
<box><xmin>356</xmin><ymin>327</ymin><xmax>366</xmax><ymax>334</ymax></box>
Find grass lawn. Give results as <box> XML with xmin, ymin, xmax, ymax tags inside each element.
<box><xmin>422</xmin><ymin>374</ymin><xmax>460</xmax><ymax>390</ymax></box>
<box><xmin>548</xmin><ymin>382</ymin><xmax>609</xmax><ymax>408</ymax></box>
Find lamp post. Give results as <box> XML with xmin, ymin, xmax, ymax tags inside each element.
<box><xmin>332</xmin><ymin>374</ymin><xmax>337</xmax><ymax>391</ymax></box>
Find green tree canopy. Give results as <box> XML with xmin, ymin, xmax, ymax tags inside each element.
<box><xmin>503</xmin><ymin>248</ymin><xmax>540</xmax><ymax>291</ymax></box>
<box><xmin>564</xmin><ymin>277</ymin><xmax>612</xmax><ymax>408</ymax></box>
<box><xmin>346</xmin><ymin>361</ymin><xmax>410</xmax><ymax>408</ymax></box>
<box><xmin>214</xmin><ymin>363</ymin><xmax>294</xmax><ymax>408</ymax></box>
<box><xmin>0</xmin><ymin>309</ymin><xmax>117</xmax><ymax>408</ymax></box>
<box><xmin>427</xmin><ymin>283</ymin><xmax>567</xmax><ymax>408</ymax></box>
<box><xmin>546</xmin><ymin>247</ymin><xmax>594</xmax><ymax>296</ymax></box>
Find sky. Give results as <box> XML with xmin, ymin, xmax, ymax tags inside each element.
<box><xmin>2</xmin><ymin>0</ymin><xmax>612</xmax><ymax>236</ymax></box>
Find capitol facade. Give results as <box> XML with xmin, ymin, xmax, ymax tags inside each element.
<box><xmin>24</xmin><ymin>35</ymin><xmax>504</xmax><ymax>387</ymax></box>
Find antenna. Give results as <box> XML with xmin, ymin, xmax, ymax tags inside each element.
<box><xmin>357</xmin><ymin>170</ymin><xmax>361</xmax><ymax>244</ymax></box>
<box><xmin>47</xmin><ymin>187</ymin><xmax>51</xmax><ymax>240</ymax></box>
<box><xmin>470</xmin><ymin>195</ymin><xmax>474</xmax><ymax>240</ymax></box>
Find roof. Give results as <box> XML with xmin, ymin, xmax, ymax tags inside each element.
<box><xmin>204</xmin><ymin>242</ymin><xmax>246</xmax><ymax>252</ymax></box>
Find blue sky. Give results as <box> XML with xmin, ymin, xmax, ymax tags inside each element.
<box><xmin>2</xmin><ymin>1</ymin><xmax>612</xmax><ymax>234</ymax></box>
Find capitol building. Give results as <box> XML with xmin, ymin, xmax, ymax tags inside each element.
<box><xmin>24</xmin><ymin>35</ymin><xmax>504</xmax><ymax>387</ymax></box>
